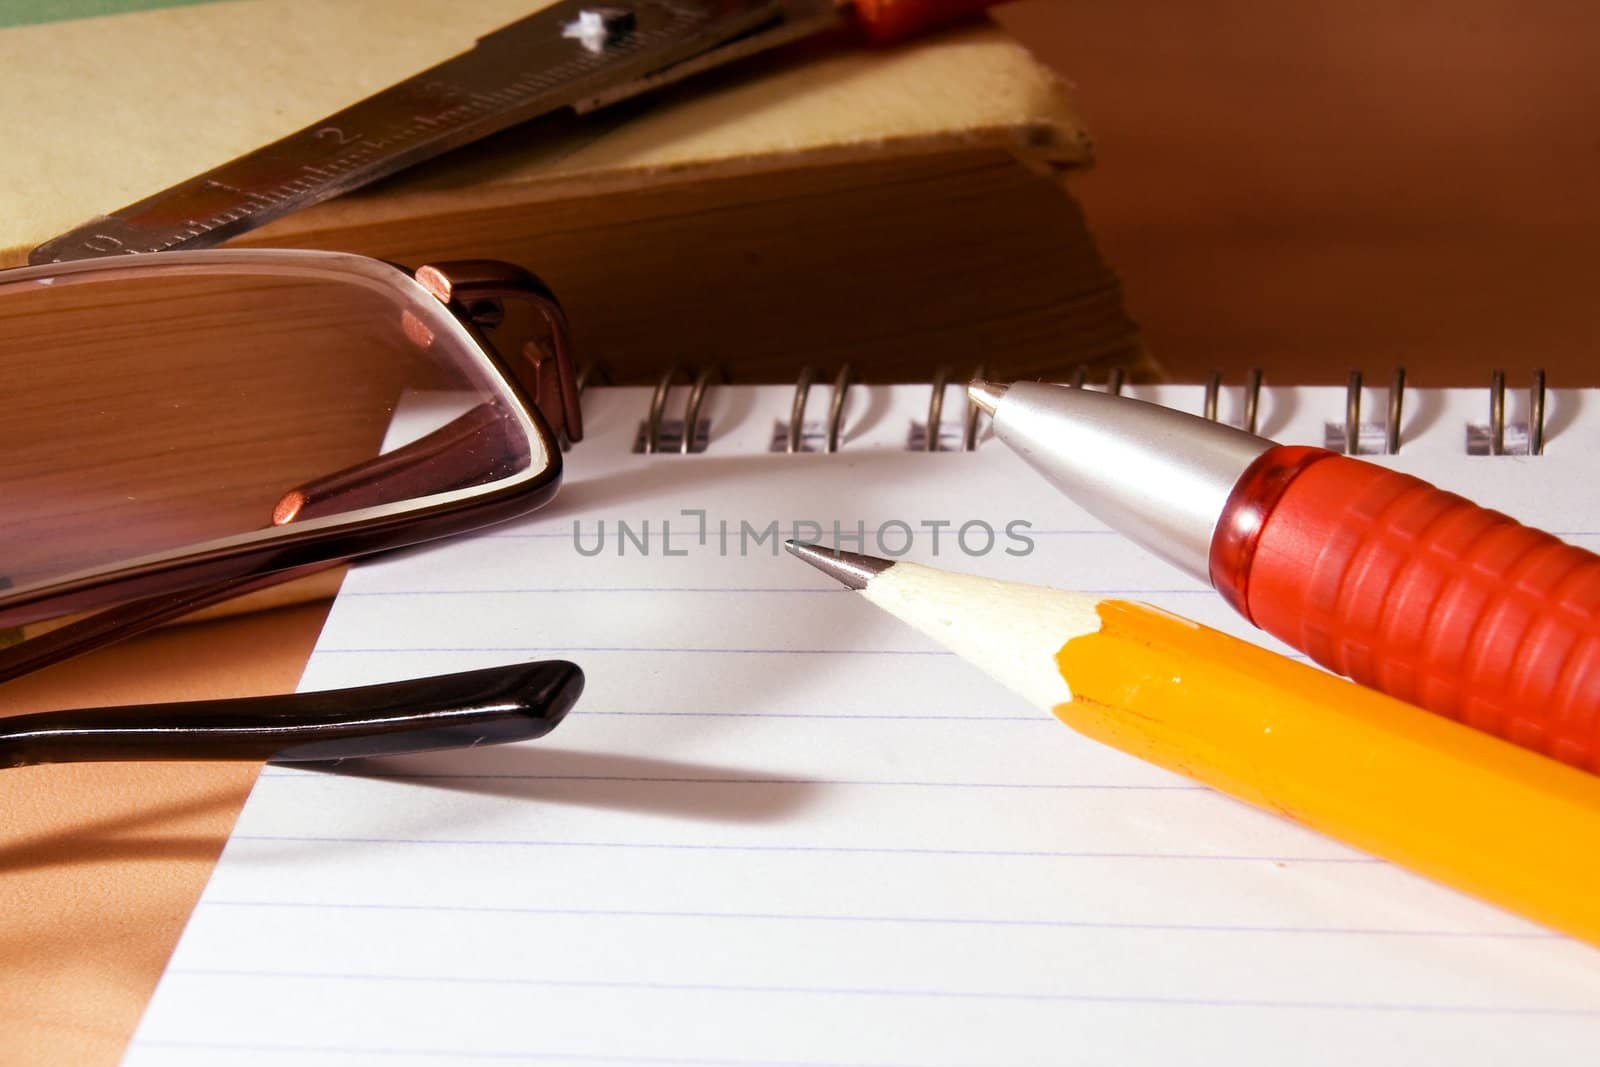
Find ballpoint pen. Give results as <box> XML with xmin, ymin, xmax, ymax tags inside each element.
<box><xmin>785</xmin><ymin>541</ymin><xmax>1600</xmax><ymax>944</ymax></box>
<box><xmin>967</xmin><ymin>380</ymin><xmax>1600</xmax><ymax>771</ymax></box>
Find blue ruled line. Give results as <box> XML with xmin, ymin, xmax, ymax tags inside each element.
<box><xmin>342</xmin><ymin>586</ymin><xmax>848</xmax><ymax>595</ymax></box>
<box><xmin>252</xmin><ymin>772</ymin><xmax>1203</xmax><ymax>791</ymax></box>
<box><xmin>128</xmin><ymin>1038</ymin><xmax>928</xmax><ymax>1066</ymax></box>
<box><xmin>154</xmin><ymin>968</ymin><xmax>1600</xmax><ymax>1017</ymax></box>
<box><xmin>309</xmin><ymin>646</ymin><xmax>958</xmax><ymax>656</ymax></box>
<box><xmin>227</xmin><ymin>834</ymin><xmax>1374</xmax><ymax>863</ymax></box>
<box><xmin>197</xmin><ymin>899</ymin><xmax>1556</xmax><ymax>941</ymax></box>
<box><xmin>336</xmin><ymin>587</ymin><xmax>1213</xmax><ymax>597</ymax></box>
<box><xmin>570</xmin><ymin>710</ymin><xmax>1047</xmax><ymax>721</ymax></box>
<box><xmin>305</xmin><ymin>646</ymin><xmax>1314</xmax><ymax>662</ymax></box>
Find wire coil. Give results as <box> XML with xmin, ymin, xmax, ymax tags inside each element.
<box><xmin>1331</xmin><ymin>369</ymin><xmax>1408</xmax><ymax>456</ymax></box>
<box><xmin>921</xmin><ymin>365</ymin><xmax>994</xmax><ymax>452</ymax></box>
<box><xmin>787</xmin><ymin>366</ymin><xmax>818</xmax><ymax>454</ymax></box>
<box><xmin>1487</xmin><ymin>368</ymin><xmax>1548</xmax><ymax>457</ymax></box>
<box><xmin>775</xmin><ymin>365</ymin><xmax>855</xmax><ymax>452</ymax></box>
<box><xmin>592</xmin><ymin>365</ymin><xmax>1549</xmax><ymax>455</ymax></box>
<box><xmin>640</xmin><ymin>364</ymin><xmax>726</xmax><ymax>455</ymax></box>
<box><xmin>826</xmin><ymin>365</ymin><xmax>853</xmax><ymax>454</ymax></box>
<box><xmin>1201</xmin><ymin>368</ymin><xmax>1264</xmax><ymax>436</ymax></box>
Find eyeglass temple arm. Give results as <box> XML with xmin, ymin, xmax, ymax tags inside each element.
<box><xmin>0</xmin><ymin>659</ymin><xmax>581</xmax><ymax>769</ymax></box>
<box><xmin>0</xmin><ymin>563</ymin><xmax>339</xmax><ymax>688</ymax></box>
<box><xmin>2</xmin><ymin>409</ymin><xmax>531</xmax><ymax>675</ymax></box>
<box><xmin>273</xmin><ymin>402</ymin><xmax>522</xmax><ymax>523</ymax></box>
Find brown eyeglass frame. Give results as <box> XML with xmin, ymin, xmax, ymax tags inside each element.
<box><xmin>0</xmin><ymin>249</ymin><xmax>586</xmax><ymax>767</ymax></box>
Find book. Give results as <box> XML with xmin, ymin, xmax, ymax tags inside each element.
<box><xmin>128</xmin><ymin>377</ymin><xmax>1600</xmax><ymax>1063</ymax></box>
<box><xmin>0</xmin><ymin>0</ymin><xmax>1150</xmax><ymax>383</ymax></box>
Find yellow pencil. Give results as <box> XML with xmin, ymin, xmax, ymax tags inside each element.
<box><xmin>785</xmin><ymin>541</ymin><xmax>1600</xmax><ymax>945</ymax></box>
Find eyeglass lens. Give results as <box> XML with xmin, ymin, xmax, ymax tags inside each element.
<box><xmin>0</xmin><ymin>261</ymin><xmax>541</xmax><ymax>609</ymax></box>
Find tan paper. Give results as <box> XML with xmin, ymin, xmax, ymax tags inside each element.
<box><xmin>0</xmin><ymin>604</ymin><xmax>329</xmax><ymax>1067</ymax></box>
<box><xmin>1</xmin><ymin>0</ymin><xmax>1088</xmax><ymax>264</ymax></box>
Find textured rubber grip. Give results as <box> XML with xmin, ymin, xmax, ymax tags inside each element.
<box><xmin>1234</xmin><ymin>449</ymin><xmax>1600</xmax><ymax>771</ymax></box>
<box><xmin>852</xmin><ymin>0</ymin><xmax>1001</xmax><ymax>42</ymax></box>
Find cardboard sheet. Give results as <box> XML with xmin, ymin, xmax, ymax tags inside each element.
<box><xmin>0</xmin><ymin>605</ymin><xmax>329</xmax><ymax>1067</ymax></box>
<box><xmin>0</xmin><ymin>0</ymin><xmax>1087</xmax><ymax>265</ymax></box>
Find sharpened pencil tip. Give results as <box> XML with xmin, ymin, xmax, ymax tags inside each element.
<box><xmin>783</xmin><ymin>540</ymin><xmax>896</xmax><ymax>591</ymax></box>
<box><xmin>967</xmin><ymin>380</ymin><xmax>1009</xmax><ymax>417</ymax></box>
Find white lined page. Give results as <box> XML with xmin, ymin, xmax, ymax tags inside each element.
<box><xmin>129</xmin><ymin>385</ymin><xmax>1600</xmax><ymax>1066</ymax></box>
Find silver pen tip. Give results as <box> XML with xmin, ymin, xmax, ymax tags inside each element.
<box><xmin>783</xmin><ymin>541</ymin><xmax>895</xmax><ymax>591</ymax></box>
<box><xmin>967</xmin><ymin>380</ymin><xmax>1010</xmax><ymax>417</ymax></box>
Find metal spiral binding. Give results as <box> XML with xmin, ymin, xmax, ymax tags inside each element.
<box><xmin>589</xmin><ymin>362</ymin><xmax>1550</xmax><ymax>457</ymax></box>
<box><xmin>1486</xmin><ymin>368</ymin><xmax>1548</xmax><ymax>457</ymax></box>
<box><xmin>1386</xmin><ymin>367</ymin><xmax>1406</xmax><ymax>455</ymax></box>
<box><xmin>826</xmin><ymin>365</ymin><xmax>853</xmax><ymax>454</ymax></box>
<box><xmin>787</xmin><ymin>366</ymin><xmax>817</xmax><ymax>453</ymax></box>
<box><xmin>1314</xmin><ymin>366</ymin><xmax>1545</xmax><ymax>457</ymax></box>
<box><xmin>1344</xmin><ymin>370</ymin><xmax>1363</xmax><ymax>456</ymax></box>
<box><xmin>640</xmin><ymin>363</ymin><xmax>725</xmax><ymax>454</ymax></box>
<box><xmin>922</xmin><ymin>365</ymin><xmax>991</xmax><ymax>452</ymax></box>
<box><xmin>1201</xmin><ymin>368</ymin><xmax>1264</xmax><ymax>436</ymax></box>
<box><xmin>1311</xmin><ymin>368</ymin><xmax>1406</xmax><ymax>455</ymax></box>
<box><xmin>574</xmin><ymin>359</ymin><xmax>612</xmax><ymax>397</ymax></box>
<box><xmin>1337</xmin><ymin>369</ymin><xmax>1403</xmax><ymax>455</ymax></box>
<box><xmin>1062</xmin><ymin>366</ymin><xmax>1120</xmax><ymax>392</ymax></box>
<box><xmin>1095</xmin><ymin>365</ymin><xmax>1543</xmax><ymax>457</ymax></box>
<box><xmin>777</xmin><ymin>365</ymin><xmax>853</xmax><ymax>453</ymax></box>
<box><xmin>918</xmin><ymin>363</ymin><xmax>1130</xmax><ymax>453</ymax></box>
<box><xmin>1244</xmin><ymin>368</ymin><xmax>1263</xmax><ymax>435</ymax></box>
<box><xmin>680</xmin><ymin>365</ymin><xmax>726</xmax><ymax>456</ymax></box>
<box><xmin>1064</xmin><ymin>365</ymin><xmax>1126</xmax><ymax>397</ymax></box>
<box><xmin>962</xmin><ymin>363</ymin><xmax>988</xmax><ymax>452</ymax></box>
<box><xmin>1530</xmin><ymin>369</ymin><xmax>1547</xmax><ymax>456</ymax></box>
<box><xmin>925</xmin><ymin>367</ymin><xmax>951</xmax><ymax>452</ymax></box>
<box><xmin>642</xmin><ymin>366</ymin><xmax>690</xmax><ymax>454</ymax></box>
<box><xmin>1203</xmin><ymin>371</ymin><xmax>1222</xmax><ymax>422</ymax></box>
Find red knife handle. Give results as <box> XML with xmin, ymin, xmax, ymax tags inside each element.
<box><xmin>851</xmin><ymin>0</ymin><xmax>1005</xmax><ymax>43</ymax></box>
<box><xmin>1211</xmin><ymin>446</ymin><xmax>1600</xmax><ymax>771</ymax></box>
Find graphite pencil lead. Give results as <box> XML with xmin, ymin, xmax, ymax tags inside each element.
<box><xmin>782</xmin><ymin>541</ymin><xmax>895</xmax><ymax>591</ymax></box>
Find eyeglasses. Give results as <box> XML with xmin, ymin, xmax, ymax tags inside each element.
<box><xmin>0</xmin><ymin>249</ymin><xmax>586</xmax><ymax>768</ymax></box>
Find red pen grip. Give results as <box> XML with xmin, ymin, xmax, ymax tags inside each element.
<box><xmin>1216</xmin><ymin>447</ymin><xmax>1600</xmax><ymax>771</ymax></box>
<box><xmin>851</xmin><ymin>0</ymin><xmax>1003</xmax><ymax>43</ymax></box>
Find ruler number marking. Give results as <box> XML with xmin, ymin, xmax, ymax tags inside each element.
<box><xmin>314</xmin><ymin>126</ymin><xmax>359</xmax><ymax>148</ymax></box>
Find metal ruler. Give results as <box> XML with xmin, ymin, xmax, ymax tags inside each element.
<box><xmin>29</xmin><ymin>0</ymin><xmax>843</xmax><ymax>264</ymax></box>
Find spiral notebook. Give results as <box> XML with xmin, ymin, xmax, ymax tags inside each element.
<box><xmin>128</xmin><ymin>375</ymin><xmax>1600</xmax><ymax>1065</ymax></box>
